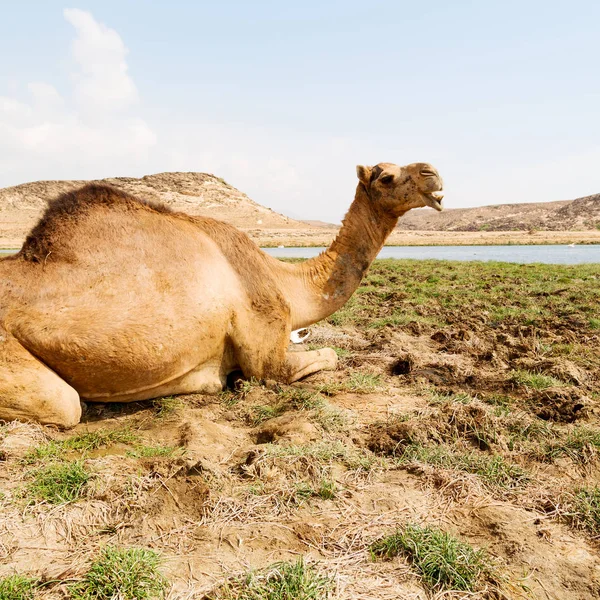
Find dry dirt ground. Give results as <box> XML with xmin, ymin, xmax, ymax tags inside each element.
<box><xmin>1</xmin><ymin>260</ymin><xmax>599</xmax><ymax>599</ymax></box>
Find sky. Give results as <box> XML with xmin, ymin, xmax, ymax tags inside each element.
<box><xmin>1</xmin><ymin>1</ymin><xmax>599</xmax><ymax>223</ymax></box>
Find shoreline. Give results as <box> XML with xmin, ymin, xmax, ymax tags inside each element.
<box><xmin>249</xmin><ymin>228</ymin><xmax>600</xmax><ymax>248</ymax></box>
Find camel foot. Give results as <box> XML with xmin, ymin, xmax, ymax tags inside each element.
<box><xmin>285</xmin><ymin>348</ymin><xmax>338</xmax><ymax>383</ymax></box>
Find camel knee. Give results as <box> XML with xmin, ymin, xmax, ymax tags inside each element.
<box><xmin>51</xmin><ymin>392</ymin><xmax>82</xmax><ymax>429</ymax></box>
<box><xmin>35</xmin><ymin>384</ymin><xmax>82</xmax><ymax>429</ymax></box>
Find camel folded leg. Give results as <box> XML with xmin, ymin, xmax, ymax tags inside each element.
<box><xmin>233</xmin><ymin>322</ymin><xmax>338</xmax><ymax>383</ymax></box>
<box><xmin>0</xmin><ymin>336</ymin><xmax>81</xmax><ymax>428</ymax></box>
<box><xmin>231</xmin><ymin>302</ymin><xmax>338</xmax><ymax>384</ymax></box>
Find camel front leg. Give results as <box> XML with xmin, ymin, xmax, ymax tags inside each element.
<box><xmin>283</xmin><ymin>348</ymin><xmax>338</xmax><ymax>383</ymax></box>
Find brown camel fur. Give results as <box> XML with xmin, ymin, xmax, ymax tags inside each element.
<box><xmin>0</xmin><ymin>162</ymin><xmax>443</xmax><ymax>427</ymax></box>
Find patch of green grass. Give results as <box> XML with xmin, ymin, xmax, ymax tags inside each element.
<box><xmin>26</xmin><ymin>461</ymin><xmax>90</xmax><ymax>504</ymax></box>
<box><xmin>319</xmin><ymin>372</ymin><xmax>383</xmax><ymax>395</ymax></box>
<box><xmin>63</xmin><ymin>429</ymin><xmax>139</xmax><ymax>452</ymax></box>
<box><xmin>0</xmin><ymin>574</ymin><xmax>37</xmax><ymax>600</ymax></box>
<box><xmin>506</xmin><ymin>418</ymin><xmax>555</xmax><ymax>451</ymax></box>
<box><xmin>23</xmin><ymin>428</ymin><xmax>139</xmax><ymax>464</ymax></box>
<box><xmin>70</xmin><ymin>546</ymin><xmax>167</xmax><ymax>600</ymax></box>
<box><xmin>319</xmin><ymin>259</ymin><xmax>600</xmax><ymax>374</ymax></box>
<box><xmin>21</xmin><ymin>440</ymin><xmax>64</xmax><ymax>464</ymax></box>
<box><xmin>252</xmin><ymin>403</ymin><xmax>287</xmax><ymax>425</ymax></box>
<box><xmin>509</xmin><ymin>369</ymin><xmax>564</xmax><ymax>390</ymax></box>
<box><xmin>370</xmin><ymin>523</ymin><xmax>492</xmax><ymax>593</ymax></box>
<box><xmin>317</xmin><ymin>480</ymin><xmax>337</xmax><ymax>500</ymax></box>
<box><xmin>220</xmin><ymin>390</ymin><xmax>241</xmax><ymax>407</ymax></box>
<box><xmin>540</xmin><ymin>427</ymin><xmax>600</xmax><ymax>463</ymax></box>
<box><xmin>398</xmin><ymin>444</ymin><xmax>529</xmax><ymax>489</ymax></box>
<box><xmin>292</xmin><ymin>482</ymin><xmax>315</xmax><ymax>502</ymax></box>
<box><xmin>332</xmin><ymin>346</ymin><xmax>351</xmax><ymax>358</ymax></box>
<box><xmin>589</xmin><ymin>318</ymin><xmax>600</xmax><ymax>330</ymax></box>
<box><xmin>567</xmin><ymin>487</ymin><xmax>600</xmax><ymax>536</ymax></box>
<box><xmin>126</xmin><ymin>444</ymin><xmax>183</xmax><ymax>458</ymax></box>
<box><xmin>209</xmin><ymin>557</ymin><xmax>333</xmax><ymax>600</ymax></box>
<box><xmin>264</xmin><ymin>441</ymin><xmax>378</xmax><ymax>472</ymax></box>
<box><xmin>223</xmin><ymin>377</ymin><xmax>264</xmax><ymax>404</ymax></box>
<box><xmin>152</xmin><ymin>396</ymin><xmax>183</xmax><ymax>418</ymax></box>
<box><xmin>277</xmin><ymin>388</ymin><xmax>324</xmax><ymax>411</ymax></box>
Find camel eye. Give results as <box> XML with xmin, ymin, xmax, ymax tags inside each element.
<box><xmin>420</xmin><ymin>169</ymin><xmax>436</xmax><ymax>177</ymax></box>
<box><xmin>379</xmin><ymin>175</ymin><xmax>394</xmax><ymax>184</ymax></box>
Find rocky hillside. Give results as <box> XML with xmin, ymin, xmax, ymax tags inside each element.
<box><xmin>0</xmin><ymin>172</ymin><xmax>303</xmax><ymax>248</ymax></box>
<box><xmin>397</xmin><ymin>193</ymin><xmax>600</xmax><ymax>232</ymax></box>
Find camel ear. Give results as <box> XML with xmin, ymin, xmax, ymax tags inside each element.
<box><xmin>356</xmin><ymin>165</ymin><xmax>372</xmax><ymax>185</ymax></box>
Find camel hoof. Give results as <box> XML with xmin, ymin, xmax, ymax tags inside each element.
<box><xmin>320</xmin><ymin>348</ymin><xmax>338</xmax><ymax>371</ymax></box>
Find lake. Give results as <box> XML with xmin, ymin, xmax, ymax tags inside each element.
<box><xmin>2</xmin><ymin>245</ymin><xmax>599</xmax><ymax>264</ymax></box>
<box><xmin>263</xmin><ymin>244</ymin><xmax>600</xmax><ymax>264</ymax></box>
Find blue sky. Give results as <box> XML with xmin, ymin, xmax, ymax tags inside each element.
<box><xmin>1</xmin><ymin>1</ymin><xmax>599</xmax><ymax>222</ymax></box>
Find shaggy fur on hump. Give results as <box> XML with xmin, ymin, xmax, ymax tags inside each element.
<box><xmin>19</xmin><ymin>184</ymin><xmax>173</xmax><ymax>263</ymax></box>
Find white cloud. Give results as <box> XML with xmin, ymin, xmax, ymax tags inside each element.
<box><xmin>63</xmin><ymin>8</ymin><xmax>138</xmax><ymax>112</ymax></box>
<box><xmin>0</xmin><ymin>9</ymin><xmax>155</xmax><ymax>185</ymax></box>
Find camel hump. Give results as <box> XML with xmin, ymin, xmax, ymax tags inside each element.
<box><xmin>19</xmin><ymin>183</ymin><xmax>173</xmax><ymax>263</ymax></box>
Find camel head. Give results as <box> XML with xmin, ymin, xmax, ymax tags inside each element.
<box><xmin>356</xmin><ymin>162</ymin><xmax>444</xmax><ymax>217</ymax></box>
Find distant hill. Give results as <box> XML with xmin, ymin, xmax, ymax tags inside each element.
<box><xmin>2</xmin><ymin>174</ymin><xmax>599</xmax><ymax>249</ymax></box>
<box><xmin>397</xmin><ymin>193</ymin><xmax>600</xmax><ymax>232</ymax></box>
<box><xmin>0</xmin><ymin>172</ymin><xmax>304</xmax><ymax>248</ymax></box>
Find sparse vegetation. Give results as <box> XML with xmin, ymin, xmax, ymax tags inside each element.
<box><xmin>69</xmin><ymin>546</ymin><xmax>167</xmax><ymax>600</ymax></box>
<box><xmin>23</xmin><ymin>427</ymin><xmax>139</xmax><ymax>464</ymax></box>
<box><xmin>540</xmin><ymin>427</ymin><xmax>600</xmax><ymax>464</ymax></box>
<box><xmin>208</xmin><ymin>558</ymin><xmax>333</xmax><ymax>600</ymax></box>
<box><xmin>1</xmin><ymin>260</ymin><xmax>599</xmax><ymax>599</ymax></box>
<box><xmin>398</xmin><ymin>444</ymin><xmax>529</xmax><ymax>489</ymax></box>
<box><xmin>370</xmin><ymin>523</ymin><xmax>493</xmax><ymax>593</ymax></box>
<box><xmin>0</xmin><ymin>574</ymin><xmax>37</xmax><ymax>600</ymax></box>
<box><xmin>26</xmin><ymin>460</ymin><xmax>90</xmax><ymax>504</ymax></box>
<box><xmin>510</xmin><ymin>369</ymin><xmax>564</xmax><ymax>390</ymax></box>
<box><xmin>566</xmin><ymin>487</ymin><xmax>600</xmax><ymax>536</ymax></box>
<box><xmin>152</xmin><ymin>396</ymin><xmax>183</xmax><ymax>418</ymax></box>
<box><xmin>263</xmin><ymin>441</ymin><xmax>378</xmax><ymax>472</ymax></box>
<box><xmin>319</xmin><ymin>372</ymin><xmax>382</xmax><ymax>395</ymax></box>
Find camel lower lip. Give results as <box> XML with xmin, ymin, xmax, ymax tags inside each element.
<box><xmin>424</xmin><ymin>194</ymin><xmax>443</xmax><ymax>211</ymax></box>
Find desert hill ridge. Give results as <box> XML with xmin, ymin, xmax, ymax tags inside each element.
<box><xmin>0</xmin><ymin>172</ymin><xmax>305</xmax><ymax>248</ymax></box>
<box><xmin>0</xmin><ymin>171</ymin><xmax>302</xmax><ymax>226</ymax></box>
<box><xmin>397</xmin><ymin>193</ymin><xmax>600</xmax><ymax>232</ymax></box>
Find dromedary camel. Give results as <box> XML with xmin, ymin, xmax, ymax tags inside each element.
<box><xmin>0</xmin><ymin>162</ymin><xmax>443</xmax><ymax>427</ymax></box>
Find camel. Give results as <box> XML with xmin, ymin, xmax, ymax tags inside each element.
<box><xmin>0</xmin><ymin>162</ymin><xmax>443</xmax><ymax>428</ymax></box>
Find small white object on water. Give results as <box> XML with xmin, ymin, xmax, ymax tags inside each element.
<box><xmin>278</xmin><ymin>245</ymin><xmax>285</xmax><ymax>248</ymax></box>
<box><xmin>290</xmin><ymin>328</ymin><xmax>310</xmax><ymax>344</ymax></box>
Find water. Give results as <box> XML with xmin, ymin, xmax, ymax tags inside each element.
<box><xmin>2</xmin><ymin>245</ymin><xmax>599</xmax><ymax>264</ymax></box>
<box><xmin>264</xmin><ymin>244</ymin><xmax>600</xmax><ymax>264</ymax></box>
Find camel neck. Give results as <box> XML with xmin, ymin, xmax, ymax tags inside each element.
<box><xmin>274</xmin><ymin>183</ymin><xmax>400</xmax><ymax>329</ymax></box>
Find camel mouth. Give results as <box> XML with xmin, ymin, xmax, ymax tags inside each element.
<box><xmin>424</xmin><ymin>191</ymin><xmax>444</xmax><ymax>212</ymax></box>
